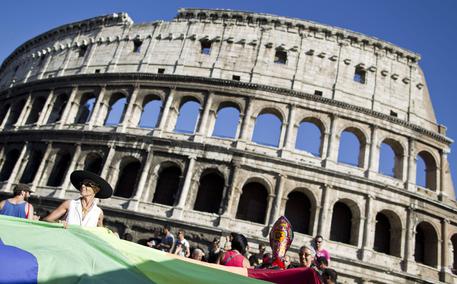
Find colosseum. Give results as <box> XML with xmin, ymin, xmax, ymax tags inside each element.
<box><xmin>0</xmin><ymin>8</ymin><xmax>455</xmax><ymax>283</ymax></box>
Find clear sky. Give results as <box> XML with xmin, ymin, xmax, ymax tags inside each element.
<box><xmin>1</xmin><ymin>0</ymin><xmax>456</xmax><ymax>190</ymax></box>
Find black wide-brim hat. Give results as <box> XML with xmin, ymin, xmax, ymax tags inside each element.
<box><xmin>70</xmin><ymin>170</ymin><xmax>113</xmax><ymax>199</ymax></box>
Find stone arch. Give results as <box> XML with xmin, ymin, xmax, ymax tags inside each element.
<box><xmin>139</xmin><ymin>94</ymin><xmax>163</xmax><ymax>129</ymax></box>
<box><xmin>193</xmin><ymin>169</ymin><xmax>225</xmax><ymax>214</ymax></box>
<box><xmin>212</xmin><ymin>103</ymin><xmax>241</xmax><ymax>139</ymax></box>
<box><xmin>47</xmin><ymin>93</ymin><xmax>69</xmax><ymax>124</ymax></box>
<box><xmin>104</xmin><ymin>93</ymin><xmax>127</xmax><ymax>126</ymax></box>
<box><xmin>0</xmin><ymin>148</ymin><xmax>21</xmax><ymax>181</ymax></box>
<box><xmin>337</xmin><ymin>127</ymin><xmax>367</xmax><ymax>167</ymax></box>
<box><xmin>25</xmin><ymin>96</ymin><xmax>46</xmax><ymax>125</ymax></box>
<box><xmin>330</xmin><ymin>199</ymin><xmax>361</xmax><ymax>246</ymax></box>
<box><xmin>47</xmin><ymin>150</ymin><xmax>72</xmax><ymax>187</ymax></box>
<box><xmin>252</xmin><ymin>108</ymin><xmax>284</xmax><ymax>148</ymax></box>
<box><xmin>5</xmin><ymin>98</ymin><xmax>26</xmax><ymax>128</ymax></box>
<box><xmin>378</xmin><ymin>138</ymin><xmax>404</xmax><ymax>179</ymax></box>
<box><xmin>295</xmin><ymin>117</ymin><xmax>325</xmax><ymax>157</ymax></box>
<box><xmin>236</xmin><ymin>181</ymin><xmax>269</xmax><ymax>224</ymax></box>
<box><xmin>152</xmin><ymin>162</ymin><xmax>182</xmax><ymax>206</ymax></box>
<box><xmin>19</xmin><ymin>148</ymin><xmax>44</xmax><ymax>184</ymax></box>
<box><xmin>174</xmin><ymin>97</ymin><xmax>201</xmax><ymax>134</ymax></box>
<box><xmin>415</xmin><ymin>221</ymin><xmax>438</xmax><ymax>267</ymax></box>
<box><xmin>284</xmin><ymin>190</ymin><xmax>313</xmax><ymax>234</ymax></box>
<box><xmin>75</xmin><ymin>93</ymin><xmax>96</xmax><ymax>124</ymax></box>
<box><xmin>373</xmin><ymin>210</ymin><xmax>402</xmax><ymax>257</ymax></box>
<box><xmin>83</xmin><ymin>152</ymin><xmax>103</xmax><ymax>175</ymax></box>
<box><xmin>416</xmin><ymin>150</ymin><xmax>437</xmax><ymax>191</ymax></box>
<box><xmin>113</xmin><ymin>157</ymin><xmax>141</xmax><ymax>198</ymax></box>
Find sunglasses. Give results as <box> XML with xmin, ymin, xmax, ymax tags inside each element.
<box><xmin>80</xmin><ymin>181</ymin><xmax>97</xmax><ymax>188</ymax></box>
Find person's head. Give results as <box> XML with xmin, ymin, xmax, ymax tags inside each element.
<box><xmin>79</xmin><ymin>179</ymin><xmax>100</xmax><ymax>198</ymax></box>
<box><xmin>162</xmin><ymin>224</ymin><xmax>171</xmax><ymax>235</ymax></box>
<box><xmin>314</xmin><ymin>235</ymin><xmax>324</xmax><ymax>250</ymax></box>
<box><xmin>283</xmin><ymin>255</ymin><xmax>291</xmax><ymax>269</ymax></box>
<box><xmin>249</xmin><ymin>254</ymin><xmax>261</xmax><ymax>266</ymax></box>
<box><xmin>299</xmin><ymin>245</ymin><xmax>316</xmax><ymax>268</ymax></box>
<box><xmin>229</xmin><ymin>232</ymin><xmax>238</xmax><ymax>241</ymax></box>
<box><xmin>177</xmin><ymin>230</ymin><xmax>185</xmax><ymax>241</ymax></box>
<box><xmin>191</xmin><ymin>248</ymin><xmax>204</xmax><ymax>261</ymax></box>
<box><xmin>322</xmin><ymin>268</ymin><xmax>337</xmax><ymax>284</ymax></box>
<box><xmin>231</xmin><ymin>234</ymin><xmax>248</xmax><ymax>255</ymax></box>
<box><xmin>316</xmin><ymin>256</ymin><xmax>328</xmax><ymax>270</ymax></box>
<box><xmin>13</xmin><ymin>184</ymin><xmax>32</xmax><ymax>201</ymax></box>
<box><xmin>123</xmin><ymin>233</ymin><xmax>133</xmax><ymax>242</ymax></box>
<box><xmin>211</xmin><ymin>238</ymin><xmax>220</xmax><ymax>250</ymax></box>
<box><xmin>259</xmin><ymin>243</ymin><xmax>266</xmax><ymax>254</ymax></box>
<box><xmin>262</xmin><ymin>252</ymin><xmax>273</xmax><ymax>266</ymax></box>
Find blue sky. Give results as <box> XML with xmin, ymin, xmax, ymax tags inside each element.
<box><xmin>1</xmin><ymin>0</ymin><xmax>456</xmax><ymax>190</ymax></box>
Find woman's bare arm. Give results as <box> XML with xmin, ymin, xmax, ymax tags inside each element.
<box><xmin>43</xmin><ymin>200</ymin><xmax>71</xmax><ymax>222</ymax></box>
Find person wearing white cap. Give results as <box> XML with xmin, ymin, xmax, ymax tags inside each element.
<box><xmin>43</xmin><ymin>170</ymin><xmax>113</xmax><ymax>227</ymax></box>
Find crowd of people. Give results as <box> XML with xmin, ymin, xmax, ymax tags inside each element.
<box><xmin>0</xmin><ymin>171</ymin><xmax>338</xmax><ymax>283</ymax></box>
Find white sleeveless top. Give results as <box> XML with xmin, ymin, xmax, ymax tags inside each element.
<box><xmin>65</xmin><ymin>199</ymin><xmax>102</xmax><ymax>227</ymax></box>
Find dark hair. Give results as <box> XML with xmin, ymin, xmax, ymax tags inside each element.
<box><xmin>123</xmin><ymin>233</ymin><xmax>133</xmax><ymax>241</ymax></box>
<box><xmin>13</xmin><ymin>184</ymin><xmax>31</xmax><ymax>196</ymax></box>
<box><xmin>163</xmin><ymin>224</ymin><xmax>171</xmax><ymax>231</ymax></box>
<box><xmin>231</xmin><ymin>234</ymin><xmax>248</xmax><ymax>255</ymax></box>
<box><xmin>316</xmin><ymin>256</ymin><xmax>328</xmax><ymax>266</ymax></box>
<box><xmin>322</xmin><ymin>268</ymin><xmax>337</xmax><ymax>282</ymax></box>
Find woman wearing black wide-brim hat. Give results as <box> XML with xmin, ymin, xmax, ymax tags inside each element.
<box><xmin>43</xmin><ymin>170</ymin><xmax>113</xmax><ymax>227</ymax></box>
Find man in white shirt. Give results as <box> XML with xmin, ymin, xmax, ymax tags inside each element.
<box><xmin>173</xmin><ymin>230</ymin><xmax>190</xmax><ymax>257</ymax></box>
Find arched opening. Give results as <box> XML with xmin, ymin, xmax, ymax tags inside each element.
<box><xmin>153</xmin><ymin>165</ymin><xmax>182</xmax><ymax>206</ymax></box>
<box><xmin>5</xmin><ymin>99</ymin><xmax>26</xmax><ymax>128</ymax></box>
<box><xmin>193</xmin><ymin>171</ymin><xmax>224</xmax><ymax>214</ymax></box>
<box><xmin>75</xmin><ymin>94</ymin><xmax>96</xmax><ymax>124</ymax></box>
<box><xmin>416</xmin><ymin>151</ymin><xmax>437</xmax><ymax>191</ymax></box>
<box><xmin>174</xmin><ymin>100</ymin><xmax>201</xmax><ymax>134</ymax></box>
<box><xmin>0</xmin><ymin>149</ymin><xmax>21</xmax><ymax>181</ymax></box>
<box><xmin>414</xmin><ymin>222</ymin><xmax>438</xmax><ymax>267</ymax></box>
<box><xmin>114</xmin><ymin>159</ymin><xmax>141</xmax><ymax>198</ymax></box>
<box><xmin>252</xmin><ymin>112</ymin><xmax>282</xmax><ymax>147</ymax></box>
<box><xmin>284</xmin><ymin>191</ymin><xmax>312</xmax><ymax>234</ymax></box>
<box><xmin>105</xmin><ymin>95</ymin><xmax>127</xmax><ymax>126</ymax></box>
<box><xmin>0</xmin><ymin>104</ymin><xmax>11</xmax><ymax>126</ymax></box>
<box><xmin>47</xmin><ymin>151</ymin><xmax>72</xmax><ymax>187</ymax></box>
<box><xmin>47</xmin><ymin>94</ymin><xmax>68</xmax><ymax>124</ymax></box>
<box><xmin>379</xmin><ymin>139</ymin><xmax>403</xmax><ymax>179</ymax></box>
<box><xmin>19</xmin><ymin>149</ymin><xmax>44</xmax><ymax>184</ymax></box>
<box><xmin>338</xmin><ymin>128</ymin><xmax>365</xmax><ymax>167</ymax></box>
<box><xmin>295</xmin><ymin>120</ymin><xmax>323</xmax><ymax>157</ymax></box>
<box><xmin>451</xmin><ymin>234</ymin><xmax>457</xmax><ymax>273</ymax></box>
<box><xmin>374</xmin><ymin>212</ymin><xmax>391</xmax><ymax>254</ymax></box>
<box><xmin>139</xmin><ymin>97</ymin><xmax>162</xmax><ymax>128</ymax></box>
<box><xmin>330</xmin><ymin>201</ymin><xmax>354</xmax><ymax>245</ymax></box>
<box><xmin>25</xmin><ymin>97</ymin><xmax>46</xmax><ymax>125</ymax></box>
<box><xmin>236</xmin><ymin>182</ymin><xmax>268</xmax><ymax>224</ymax></box>
<box><xmin>212</xmin><ymin>106</ymin><xmax>240</xmax><ymax>139</ymax></box>
<box><xmin>84</xmin><ymin>153</ymin><xmax>103</xmax><ymax>175</ymax></box>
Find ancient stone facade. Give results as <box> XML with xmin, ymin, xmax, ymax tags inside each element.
<box><xmin>0</xmin><ymin>8</ymin><xmax>456</xmax><ymax>283</ymax></box>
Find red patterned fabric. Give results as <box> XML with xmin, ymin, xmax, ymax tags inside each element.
<box><xmin>248</xmin><ymin>267</ymin><xmax>322</xmax><ymax>284</ymax></box>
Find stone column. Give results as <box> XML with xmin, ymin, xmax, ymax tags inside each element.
<box><xmin>323</xmin><ymin>114</ymin><xmax>338</xmax><ymax>168</ymax></box>
<box><xmin>128</xmin><ymin>147</ymin><xmax>154</xmax><ymax>211</ymax></box>
<box><xmin>88</xmin><ymin>87</ymin><xmax>108</xmax><ymax>129</ymax></box>
<box><xmin>366</xmin><ymin>125</ymin><xmax>378</xmax><ymax>178</ymax></box>
<box><xmin>440</xmin><ymin>219</ymin><xmax>453</xmax><ymax>282</ymax></box>
<box><xmin>406</xmin><ymin>138</ymin><xmax>416</xmax><ymax>192</ymax></box>
<box><xmin>58</xmin><ymin>35</ymin><xmax>80</xmax><ymax>76</ymax></box>
<box><xmin>269</xmin><ymin>174</ymin><xmax>286</xmax><ymax>225</ymax></box>
<box><xmin>37</xmin><ymin>89</ymin><xmax>55</xmax><ymax>126</ymax></box>
<box><xmin>361</xmin><ymin>194</ymin><xmax>375</xmax><ymax>261</ymax></box>
<box><xmin>173</xmin><ymin>156</ymin><xmax>196</xmax><ymax>218</ymax></box>
<box><xmin>58</xmin><ymin>144</ymin><xmax>82</xmax><ymax>198</ymax></box>
<box><xmin>317</xmin><ymin>184</ymin><xmax>332</xmax><ymax>238</ymax></box>
<box><xmin>121</xmin><ymin>86</ymin><xmax>140</xmax><ymax>132</ymax></box>
<box><xmin>15</xmin><ymin>95</ymin><xmax>33</xmax><ymax>127</ymax></box>
<box><xmin>31</xmin><ymin>143</ymin><xmax>53</xmax><ymax>192</ymax></box>
<box><xmin>59</xmin><ymin>87</ymin><xmax>78</xmax><ymax>128</ymax></box>
<box><xmin>402</xmin><ymin>205</ymin><xmax>417</xmax><ymax>273</ymax></box>
<box><xmin>265</xmin><ymin>194</ymin><xmax>275</xmax><ymax>225</ymax></box>
<box><xmin>4</xmin><ymin>144</ymin><xmax>28</xmax><ymax>192</ymax></box>
<box><xmin>236</xmin><ymin>97</ymin><xmax>254</xmax><ymax>149</ymax></box>
<box><xmin>280</xmin><ymin>104</ymin><xmax>296</xmax><ymax>156</ymax></box>
<box><xmin>107</xmin><ymin>28</ymin><xmax>129</xmax><ymax>72</ymax></box>
<box><xmin>193</xmin><ymin>92</ymin><xmax>214</xmax><ymax>142</ymax></box>
<box><xmin>80</xmin><ymin>40</ymin><xmax>98</xmax><ymax>74</ymax></box>
<box><xmin>220</xmin><ymin>164</ymin><xmax>241</xmax><ymax>222</ymax></box>
<box><xmin>0</xmin><ymin>107</ymin><xmax>12</xmax><ymax>130</ymax></box>
<box><xmin>153</xmin><ymin>89</ymin><xmax>175</xmax><ymax>137</ymax></box>
<box><xmin>439</xmin><ymin>149</ymin><xmax>449</xmax><ymax>201</ymax></box>
<box><xmin>100</xmin><ymin>145</ymin><xmax>116</xmax><ymax>181</ymax></box>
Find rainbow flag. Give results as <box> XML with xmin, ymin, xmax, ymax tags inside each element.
<box><xmin>0</xmin><ymin>215</ymin><xmax>267</xmax><ymax>284</ymax></box>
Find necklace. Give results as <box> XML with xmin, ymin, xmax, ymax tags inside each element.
<box><xmin>81</xmin><ymin>198</ymin><xmax>94</xmax><ymax>217</ymax></box>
